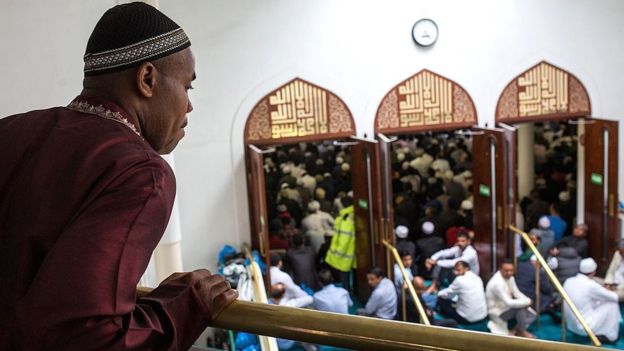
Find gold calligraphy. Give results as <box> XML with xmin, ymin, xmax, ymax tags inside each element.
<box><xmin>397</xmin><ymin>71</ymin><xmax>453</xmax><ymax>128</ymax></box>
<box><xmin>269</xmin><ymin>80</ymin><xmax>328</xmax><ymax>139</ymax></box>
<box><xmin>518</xmin><ymin>62</ymin><xmax>568</xmax><ymax>116</ymax></box>
<box><xmin>375</xmin><ymin>70</ymin><xmax>476</xmax><ymax>133</ymax></box>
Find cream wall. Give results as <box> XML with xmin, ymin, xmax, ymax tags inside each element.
<box><xmin>1</xmin><ymin>0</ymin><xmax>624</xmax><ymax>273</ymax></box>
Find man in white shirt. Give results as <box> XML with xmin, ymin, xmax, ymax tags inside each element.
<box><xmin>426</xmin><ymin>231</ymin><xmax>479</xmax><ymax>292</ymax></box>
<box><xmin>437</xmin><ymin>261</ymin><xmax>487</xmax><ymax>324</ymax></box>
<box><xmin>313</xmin><ymin>269</ymin><xmax>353</xmax><ymax>314</ymax></box>
<box><xmin>357</xmin><ymin>267</ymin><xmax>397</xmax><ymax>319</ymax></box>
<box><xmin>604</xmin><ymin>239</ymin><xmax>624</xmax><ymax>301</ymax></box>
<box><xmin>564</xmin><ymin>258</ymin><xmax>621</xmax><ymax>344</ymax></box>
<box><xmin>269</xmin><ymin>253</ymin><xmax>311</xmax><ymax>305</ymax></box>
<box><xmin>486</xmin><ymin>260</ymin><xmax>536</xmax><ymax>338</ymax></box>
<box><xmin>301</xmin><ymin>201</ymin><xmax>335</xmax><ymax>253</ymax></box>
<box><xmin>269</xmin><ymin>283</ymin><xmax>316</xmax><ymax>351</ymax></box>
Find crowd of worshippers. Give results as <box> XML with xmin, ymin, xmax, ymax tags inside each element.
<box><xmin>269</xmin><ymin>221</ymin><xmax>623</xmax><ymax>345</ymax></box>
<box><xmin>264</xmin><ymin>142</ymin><xmax>354</xmax><ymax>256</ymax></box>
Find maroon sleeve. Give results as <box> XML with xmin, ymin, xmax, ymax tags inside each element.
<box><xmin>15</xmin><ymin>157</ymin><xmax>210</xmax><ymax>350</ymax></box>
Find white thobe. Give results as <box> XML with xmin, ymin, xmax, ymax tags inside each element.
<box><xmin>563</xmin><ymin>273</ymin><xmax>621</xmax><ymax>341</ymax></box>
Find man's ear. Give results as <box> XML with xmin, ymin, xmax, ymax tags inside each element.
<box><xmin>136</xmin><ymin>62</ymin><xmax>157</xmax><ymax>98</ymax></box>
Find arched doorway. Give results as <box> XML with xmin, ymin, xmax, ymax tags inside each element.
<box><xmin>496</xmin><ymin>61</ymin><xmax>618</xmax><ymax>269</ymax></box>
<box><xmin>373</xmin><ymin>69</ymin><xmax>508</xmax><ymax>279</ymax></box>
<box><xmin>244</xmin><ymin>78</ymin><xmax>382</xmax><ymax>297</ymax></box>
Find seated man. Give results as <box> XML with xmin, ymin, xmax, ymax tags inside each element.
<box><xmin>270</xmin><ymin>253</ymin><xmax>311</xmax><ymax>305</ymax></box>
<box><xmin>269</xmin><ymin>283</ymin><xmax>316</xmax><ymax>351</ymax></box>
<box><xmin>426</xmin><ymin>231</ymin><xmax>479</xmax><ymax>292</ymax></box>
<box><xmin>357</xmin><ymin>267</ymin><xmax>397</xmax><ymax>319</ymax></box>
<box><xmin>486</xmin><ymin>260</ymin><xmax>536</xmax><ymax>338</ymax></box>
<box><xmin>604</xmin><ymin>238</ymin><xmax>624</xmax><ymax>301</ymax></box>
<box><xmin>564</xmin><ymin>258</ymin><xmax>621</xmax><ymax>344</ymax></box>
<box><xmin>547</xmin><ymin>245</ymin><xmax>581</xmax><ymax>283</ymax></box>
<box><xmin>516</xmin><ymin>255</ymin><xmax>558</xmax><ymax>322</ymax></box>
<box><xmin>393</xmin><ymin>250</ymin><xmax>421</xmax><ymax>290</ymax></box>
<box><xmin>415</xmin><ymin>221</ymin><xmax>445</xmax><ymax>280</ymax></box>
<box><xmin>313</xmin><ymin>269</ymin><xmax>353</xmax><ymax>314</ymax></box>
<box><xmin>437</xmin><ymin>261</ymin><xmax>487</xmax><ymax>324</ymax></box>
<box><xmin>287</xmin><ymin>234</ymin><xmax>318</xmax><ymax>290</ymax></box>
<box><xmin>556</xmin><ymin>223</ymin><xmax>589</xmax><ymax>258</ymax></box>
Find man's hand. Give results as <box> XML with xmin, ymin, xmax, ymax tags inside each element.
<box><xmin>163</xmin><ymin>269</ymin><xmax>238</xmax><ymax>321</ymax></box>
<box><xmin>425</xmin><ymin>258</ymin><xmax>436</xmax><ymax>270</ymax></box>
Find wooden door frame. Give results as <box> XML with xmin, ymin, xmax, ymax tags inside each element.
<box><xmin>584</xmin><ymin>117</ymin><xmax>619</xmax><ymax>270</ymax></box>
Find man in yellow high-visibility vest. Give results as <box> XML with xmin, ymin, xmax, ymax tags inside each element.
<box><xmin>325</xmin><ymin>196</ymin><xmax>356</xmax><ymax>291</ymax></box>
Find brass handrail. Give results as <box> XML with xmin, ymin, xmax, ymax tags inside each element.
<box><xmin>382</xmin><ymin>239</ymin><xmax>431</xmax><ymax>325</ymax></box>
<box><xmin>136</xmin><ymin>291</ymin><xmax>604</xmax><ymax>350</ymax></box>
<box><xmin>509</xmin><ymin>225</ymin><xmax>601</xmax><ymax>347</ymax></box>
<box><xmin>241</xmin><ymin>244</ymin><xmax>278</xmax><ymax>351</ymax></box>
<box><xmin>211</xmin><ymin>300</ymin><xmax>603</xmax><ymax>351</ymax></box>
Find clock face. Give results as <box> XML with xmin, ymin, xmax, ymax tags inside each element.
<box><xmin>412</xmin><ymin>18</ymin><xmax>438</xmax><ymax>47</ymax></box>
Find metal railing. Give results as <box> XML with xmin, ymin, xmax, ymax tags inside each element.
<box><xmin>509</xmin><ymin>225</ymin><xmax>601</xmax><ymax>347</ymax></box>
<box><xmin>382</xmin><ymin>239</ymin><xmax>431</xmax><ymax>325</ymax></box>
<box><xmin>241</xmin><ymin>244</ymin><xmax>278</xmax><ymax>351</ymax></box>
<box><xmin>135</xmin><ymin>234</ymin><xmax>607</xmax><ymax>351</ymax></box>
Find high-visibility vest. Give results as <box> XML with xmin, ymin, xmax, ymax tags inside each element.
<box><xmin>325</xmin><ymin>205</ymin><xmax>356</xmax><ymax>272</ymax></box>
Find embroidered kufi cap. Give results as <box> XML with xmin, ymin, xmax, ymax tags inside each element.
<box><xmin>84</xmin><ymin>2</ymin><xmax>191</xmax><ymax>76</ymax></box>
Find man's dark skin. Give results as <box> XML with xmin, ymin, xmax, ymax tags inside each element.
<box><xmin>82</xmin><ymin>47</ymin><xmax>238</xmax><ymax>319</ymax></box>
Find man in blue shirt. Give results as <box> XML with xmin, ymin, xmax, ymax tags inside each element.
<box><xmin>357</xmin><ymin>267</ymin><xmax>397</xmax><ymax>319</ymax></box>
<box><xmin>313</xmin><ymin>269</ymin><xmax>353</xmax><ymax>314</ymax></box>
<box><xmin>547</xmin><ymin>203</ymin><xmax>567</xmax><ymax>241</ymax></box>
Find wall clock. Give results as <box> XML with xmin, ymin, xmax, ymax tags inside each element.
<box><xmin>412</xmin><ymin>18</ymin><xmax>438</xmax><ymax>47</ymax></box>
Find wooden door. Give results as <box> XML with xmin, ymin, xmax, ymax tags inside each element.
<box><xmin>498</xmin><ymin>123</ymin><xmax>519</xmax><ymax>260</ymax></box>
<box><xmin>377</xmin><ymin>133</ymin><xmax>397</xmax><ymax>277</ymax></box>
<box><xmin>350</xmin><ymin>137</ymin><xmax>384</xmax><ymax>299</ymax></box>
<box><xmin>472</xmin><ymin>127</ymin><xmax>513</xmax><ymax>279</ymax></box>
<box><xmin>584</xmin><ymin>118</ymin><xmax>619</xmax><ymax>269</ymax></box>
<box><xmin>246</xmin><ymin>144</ymin><xmax>271</xmax><ymax>281</ymax></box>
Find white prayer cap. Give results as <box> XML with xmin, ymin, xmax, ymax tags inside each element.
<box><xmin>347</xmin><ymin>190</ymin><xmax>353</xmax><ymax>198</ymax></box>
<box><xmin>579</xmin><ymin>258</ymin><xmax>597</xmax><ymax>274</ymax></box>
<box><xmin>315</xmin><ymin>159</ymin><xmax>324</xmax><ymax>166</ymax></box>
<box><xmin>308</xmin><ymin>200</ymin><xmax>320</xmax><ymax>212</ymax></box>
<box><xmin>395</xmin><ymin>225</ymin><xmax>409</xmax><ymax>239</ymax></box>
<box><xmin>280</xmin><ymin>182</ymin><xmax>289</xmax><ymax>189</ymax></box>
<box><xmin>323</xmin><ymin>172</ymin><xmax>331</xmax><ymax>178</ymax></box>
<box><xmin>282</xmin><ymin>165</ymin><xmax>292</xmax><ymax>174</ymax></box>
<box><xmin>402</xmin><ymin>161</ymin><xmax>410</xmax><ymax>171</ymax></box>
<box><xmin>422</xmin><ymin>221</ymin><xmax>435</xmax><ymax>235</ymax></box>
<box><xmin>336</xmin><ymin>156</ymin><xmax>344</xmax><ymax>164</ymax></box>
<box><xmin>277</xmin><ymin>204</ymin><xmax>287</xmax><ymax>212</ymax></box>
<box><xmin>414</xmin><ymin>148</ymin><xmax>425</xmax><ymax>157</ymax></box>
<box><xmin>559</xmin><ymin>191</ymin><xmax>571</xmax><ymax>202</ymax></box>
<box><xmin>444</xmin><ymin>170</ymin><xmax>454</xmax><ymax>181</ymax></box>
<box><xmin>341</xmin><ymin>163</ymin><xmax>350</xmax><ymax>172</ymax></box>
<box><xmin>530</xmin><ymin>255</ymin><xmax>537</xmax><ymax>262</ymax></box>
<box><xmin>397</xmin><ymin>152</ymin><xmax>406</xmax><ymax>162</ymax></box>
<box><xmin>538</xmin><ymin>216</ymin><xmax>551</xmax><ymax>229</ymax></box>
<box><xmin>461</xmin><ymin>200</ymin><xmax>473</xmax><ymax>211</ymax></box>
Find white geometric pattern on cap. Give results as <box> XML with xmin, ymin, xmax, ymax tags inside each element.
<box><xmin>84</xmin><ymin>28</ymin><xmax>189</xmax><ymax>73</ymax></box>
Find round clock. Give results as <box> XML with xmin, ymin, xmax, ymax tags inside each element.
<box><xmin>412</xmin><ymin>18</ymin><xmax>438</xmax><ymax>47</ymax></box>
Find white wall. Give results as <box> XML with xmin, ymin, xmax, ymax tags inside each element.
<box><xmin>2</xmin><ymin>0</ymin><xmax>624</xmax><ymax>273</ymax></box>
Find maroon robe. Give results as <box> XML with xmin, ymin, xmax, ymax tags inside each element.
<box><xmin>0</xmin><ymin>96</ymin><xmax>209</xmax><ymax>350</ymax></box>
